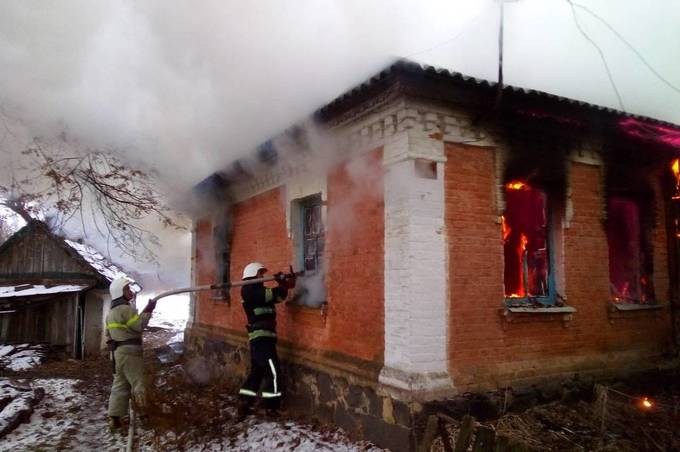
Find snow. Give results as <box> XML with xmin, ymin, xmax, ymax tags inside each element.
<box><xmin>0</xmin><ymin>345</ymin><xmax>14</xmax><ymax>358</ymax></box>
<box><xmin>2</xmin><ymin>378</ymin><xmax>384</xmax><ymax>451</ymax></box>
<box><xmin>2</xmin><ymin>378</ymin><xmax>125</xmax><ymax>451</ymax></box>
<box><xmin>0</xmin><ymin>391</ymin><xmax>34</xmax><ymax>434</ymax></box>
<box><xmin>0</xmin><ymin>284</ymin><xmax>89</xmax><ymax>298</ymax></box>
<box><xmin>144</xmin><ymin>294</ymin><xmax>189</xmax><ymax>332</ymax></box>
<box><xmin>0</xmin><ymin>344</ymin><xmax>48</xmax><ymax>371</ymax></box>
<box><xmin>64</xmin><ymin>239</ymin><xmax>141</xmax><ymax>291</ymax></box>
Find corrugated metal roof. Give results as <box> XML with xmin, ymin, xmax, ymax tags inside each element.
<box><xmin>0</xmin><ymin>284</ymin><xmax>90</xmax><ymax>299</ymax></box>
<box><xmin>317</xmin><ymin>59</ymin><xmax>680</xmax><ymax>129</ymax></box>
<box><xmin>64</xmin><ymin>240</ymin><xmax>141</xmax><ymax>292</ymax></box>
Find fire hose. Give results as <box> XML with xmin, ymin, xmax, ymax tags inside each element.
<box><xmin>148</xmin><ymin>267</ymin><xmax>304</xmax><ymax>304</ymax></box>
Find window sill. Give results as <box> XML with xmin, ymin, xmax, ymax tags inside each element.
<box><xmin>608</xmin><ymin>302</ymin><xmax>667</xmax><ymax>312</ymax></box>
<box><xmin>502</xmin><ymin>305</ymin><xmax>576</xmax><ymax>327</ymax></box>
<box><xmin>506</xmin><ymin>306</ymin><xmax>576</xmax><ymax>314</ymax></box>
<box><xmin>286</xmin><ymin>301</ymin><xmax>328</xmax><ymax>322</ymax></box>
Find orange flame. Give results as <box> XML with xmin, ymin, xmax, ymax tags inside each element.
<box><xmin>640</xmin><ymin>397</ymin><xmax>653</xmax><ymax>410</ymax></box>
<box><xmin>501</xmin><ymin>215</ymin><xmax>511</xmax><ymax>242</ymax></box>
<box><xmin>507</xmin><ymin>234</ymin><xmax>529</xmax><ymax>299</ymax></box>
<box><xmin>506</xmin><ymin>181</ymin><xmax>528</xmax><ymax>191</ymax></box>
<box><xmin>673</xmin><ymin>159</ymin><xmax>680</xmax><ymax>200</ymax></box>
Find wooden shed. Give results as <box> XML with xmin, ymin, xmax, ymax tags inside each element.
<box><xmin>0</xmin><ymin>220</ymin><xmax>139</xmax><ymax>358</ymax></box>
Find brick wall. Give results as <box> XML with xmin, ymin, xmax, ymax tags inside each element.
<box><xmin>193</xmin><ymin>149</ymin><xmax>385</xmax><ymax>367</ymax></box>
<box><xmin>445</xmin><ymin>142</ymin><xmax>672</xmax><ymax>391</ymax></box>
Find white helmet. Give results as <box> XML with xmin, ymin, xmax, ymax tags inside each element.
<box><xmin>110</xmin><ymin>277</ymin><xmax>131</xmax><ymax>300</ymax></box>
<box><xmin>242</xmin><ymin>262</ymin><xmax>266</xmax><ymax>279</ymax></box>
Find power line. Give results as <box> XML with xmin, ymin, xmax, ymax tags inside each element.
<box><xmin>404</xmin><ymin>4</ymin><xmax>492</xmax><ymax>60</ymax></box>
<box><xmin>566</xmin><ymin>0</ymin><xmax>626</xmax><ymax>111</ymax></box>
<box><xmin>569</xmin><ymin>0</ymin><xmax>680</xmax><ymax>96</ymax></box>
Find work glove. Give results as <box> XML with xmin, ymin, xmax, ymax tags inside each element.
<box><xmin>284</xmin><ymin>273</ymin><xmax>297</xmax><ymax>289</ymax></box>
<box><xmin>142</xmin><ymin>300</ymin><xmax>157</xmax><ymax>314</ymax></box>
<box><xmin>273</xmin><ymin>272</ymin><xmax>286</xmax><ymax>284</ymax></box>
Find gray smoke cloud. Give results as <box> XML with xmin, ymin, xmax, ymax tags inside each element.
<box><xmin>1</xmin><ymin>0</ymin><xmax>679</xmax><ymax>285</ymax></box>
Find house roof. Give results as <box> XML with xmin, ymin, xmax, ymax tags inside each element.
<box><xmin>195</xmin><ymin>59</ymin><xmax>680</xmax><ymax>191</ymax></box>
<box><xmin>0</xmin><ymin>283</ymin><xmax>91</xmax><ymax>299</ymax></box>
<box><xmin>0</xmin><ymin>220</ymin><xmax>139</xmax><ymax>289</ymax></box>
<box><xmin>315</xmin><ymin>59</ymin><xmax>680</xmax><ymax>129</ymax></box>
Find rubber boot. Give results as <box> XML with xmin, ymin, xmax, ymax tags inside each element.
<box><xmin>236</xmin><ymin>399</ymin><xmax>253</xmax><ymax>422</ymax></box>
<box><xmin>108</xmin><ymin>416</ymin><xmax>123</xmax><ymax>434</ymax></box>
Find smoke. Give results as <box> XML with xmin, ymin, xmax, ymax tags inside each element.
<box><xmin>1</xmin><ymin>0</ymin><xmax>679</xmax><ymax>288</ymax></box>
<box><xmin>292</xmin><ymin>271</ymin><xmax>327</xmax><ymax>309</ymax></box>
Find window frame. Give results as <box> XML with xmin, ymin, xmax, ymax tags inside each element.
<box><xmin>605</xmin><ymin>193</ymin><xmax>656</xmax><ymax>305</ymax></box>
<box><xmin>503</xmin><ymin>183</ymin><xmax>557</xmax><ymax>307</ymax></box>
<box><xmin>289</xmin><ymin>193</ymin><xmax>327</xmax><ymax>308</ymax></box>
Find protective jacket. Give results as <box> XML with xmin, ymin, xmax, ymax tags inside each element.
<box><xmin>105</xmin><ymin>297</ymin><xmax>151</xmax><ymax>418</ymax></box>
<box><xmin>241</xmin><ymin>283</ymin><xmax>287</xmax><ymax>341</ymax></box>
<box><xmin>105</xmin><ymin>297</ymin><xmax>151</xmax><ymax>344</ymax></box>
<box><xmin>238</xmin><ymin>281</ymin><xmax>287</xmax><ymax>410</ymax></box>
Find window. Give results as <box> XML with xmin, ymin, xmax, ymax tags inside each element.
<box><xmin>607</xmin><ymin>196</ymin><xmax>654</xmax><ymax>303</ymax></box>
<box><xmin>296</xmin><ymin>194</ymin><xmax>324</xmax><ymax>273</ymax></box>
<box><xmin>290</xmin><ymin>194</ymin><xmax>326</xmax><ymax>307</ymax></box>
<box><xmin>503</xmin><ymin>181</ymin><xmax>552</xmax><ymax>303</ymax></box>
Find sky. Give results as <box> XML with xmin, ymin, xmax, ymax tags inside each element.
<box><xmin>0</xmin><ymin>0</ymin><xmax>679</xmax><ymax>283</ymax></box>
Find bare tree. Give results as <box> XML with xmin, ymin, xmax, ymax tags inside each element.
<box><xmin>0</xmin><ymin>134</ymin><xmax>182</xmax><ymax>263</ymax></box>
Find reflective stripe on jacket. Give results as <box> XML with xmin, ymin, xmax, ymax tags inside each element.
<box><xmin>241</xmin><ymin>282</ymin><xmax>287</xmax><ymax>341</ymax></box>
<box><xmin>105</xmin><ymin>298</ymin><xmax>151</xmax><ymax>343</ymax></box>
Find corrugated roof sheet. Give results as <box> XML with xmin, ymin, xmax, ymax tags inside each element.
<box><xmin>0</xmin><ymin>284</ymin><xmax>90</xmax><ymax>299</ymax></box>
<box><xmin>317</xmin><ymin>59</ymin><xmax>680</xmax><ymax>129</ymax></box>
<box><xmin>64</xmin><ymin>240</ymin><xmax>141</xmax><ymax>292</ymax></box>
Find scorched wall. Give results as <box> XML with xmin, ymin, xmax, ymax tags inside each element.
<box><xmin>445</xmin><ymin>142</ymin><xmax>672</xmax><ymax>391</ymax></box>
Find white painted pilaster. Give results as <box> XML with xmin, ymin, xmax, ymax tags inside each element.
<box><xmin>379</xmin><ymin>130</ymin><xmax>455</xmax><ymax>401</ymax></box>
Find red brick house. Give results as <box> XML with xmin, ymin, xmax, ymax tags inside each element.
<box><xmin>186</xmin><ymin>60</ymin><xmax>680</xmax><ymax>450</ymax></box>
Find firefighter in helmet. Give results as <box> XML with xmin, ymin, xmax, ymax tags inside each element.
<box><xmin>105</xmin><ymin>277</ymin><xmax>156</xmax><ymax>432</ymax></box>
<box><xmin>237</xmin><ymin>262</ymin><xmax>295</xmax><ymax>419</ymax></box>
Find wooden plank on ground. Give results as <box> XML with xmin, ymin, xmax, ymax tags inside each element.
<box><xmin>454</xmin><ymin>415</ymin><xmax>475</xmax><ymax>452</ymax></box>
<box><xmin>418</xmin><ymin>415</ymin><xmax>439</xmax><ymax>452</ymax></box>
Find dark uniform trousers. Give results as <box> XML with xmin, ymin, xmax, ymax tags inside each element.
<box><xmin>239</xmin><ymin>337</ymin><xmax>282</xmax><ymax>409</ymax></box>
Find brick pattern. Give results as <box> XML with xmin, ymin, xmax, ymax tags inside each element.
<box><xmin>445</xmin><ymin>143</ymin><xmax>672</xmax><ymax>391</ymax></box>
<box><xmin>193</xmin><ymin>150</ymin><xmax>385</xmax><ymax>365</ymax></box>
<box><xmin>383</xmin><ymin>156</ymin><xmax>449</xmax><ymax>377</ymax></box>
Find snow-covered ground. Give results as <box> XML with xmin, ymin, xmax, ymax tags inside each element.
<box><xmin>142</xmin><ymin>293</ymin><xmax>189</xmax><ymax>342</ymax></box>
<box><xmin>2</xmin><ymin>378</ymin><xmax>382</xmax><ymax>451</ymax></box>
<box><xmin>0</xmin><ymin>344</ymin><xmax>49</xmax><ymax>371</ymax></box>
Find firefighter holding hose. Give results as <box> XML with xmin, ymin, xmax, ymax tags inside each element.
<box><xmin>237</xmin><ymin>262</ymin><xmax>296</xmax><ymax>419</ymax></box>
<box><xmin>105</xmin><ymin>277</ymin><xmax>156</xmax><ymax>432</ymax></box>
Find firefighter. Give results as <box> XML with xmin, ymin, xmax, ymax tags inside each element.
<box><xmin>237</xmin><ymin>262</ymin><xmax>294</xmax><ymax>419</ymax></box>
<box><xmin>105</xmin><ymin>277</ymin><xmax>156</xmax><ymax>432</ymax></box>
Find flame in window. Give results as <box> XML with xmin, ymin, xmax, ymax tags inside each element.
<box><xmin>506</xmin><ymin>181</ymin><xmax>528</xmax><ymax>191</ymax></box>
<box><xmin>673</xmin><ymin>158</ymin><xmax>680</xmax><ymax>200</ymax></box>
<box><xmin>501</xmin><ymin>215</ymin><xmax>511</xmax><ymax>242</ymax></box>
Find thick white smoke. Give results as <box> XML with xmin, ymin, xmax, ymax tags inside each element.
<box><xmin>1</xmin><ymin>0</ymin><xmax>678</xmax><ymax>285</ymax></box>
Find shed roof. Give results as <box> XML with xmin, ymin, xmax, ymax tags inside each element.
<box><xmin>0</xmin><ymin>221</ymin><xmax>139</xmax><ymax>289</ymax></box>
<box><xmin>0</xmin><ymin>284</ymin><xmax>91</xmax><ymax>299</ymax></box>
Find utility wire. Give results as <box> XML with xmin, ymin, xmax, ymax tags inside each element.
<box><xmin>566</xmin><ymin>0</ymin><xmax>626</xmax><ymax>111</ymax></box>
<box><xmin>569</xmin><ymin>0</ymin><xmax>680</xmax><ymax>96</ymax></box>
<box><xmin>404</xmin><ymin>3</ymin><xmax>492</xmax><ymax>60</ymax></box>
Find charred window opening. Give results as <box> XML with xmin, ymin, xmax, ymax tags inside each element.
<box><xmin>672</xmin><ymin>158</ymin><xmax>680</xmax><ymax>239</ymax></box>
<box><xmin>503</xmin><ymin>182</ymin><xmax>551</xmax><ymax>302</ymax></box>
<box><xmin>604</xmin><ymin>150</ymin><xmax>657</xmax><ymax>305</ymax></box>
<box><xmin>501</xmin><ymin>135</ymin><xmax>568</xmax><ymax>306</ymax></box>
<box><xmin>607</xmin><ymin>196</ymin><xmax>654</xmax><ymax>303</ymax></box>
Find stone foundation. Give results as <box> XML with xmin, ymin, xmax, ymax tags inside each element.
<box><xmin>185</xmin><ymin>325</ymin><xmax>416</xmax><ymax>451</ymax></box>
